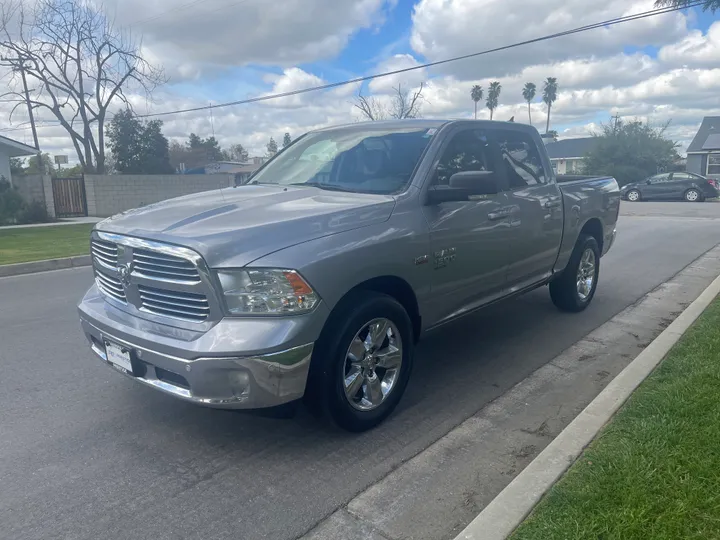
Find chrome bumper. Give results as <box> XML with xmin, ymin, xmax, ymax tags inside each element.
<box><xmin>79</xmin><ymin>285</ymin><xmax>327</xmax><ymax>409</ymax></box>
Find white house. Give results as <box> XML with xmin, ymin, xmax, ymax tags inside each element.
<box><xmin>686</xmin><ymin>116</ymin><xmax>720</xmax><ymax>180</ymax></box>
<box><xmin>0</xmin><ymin>134</ymin><xmax>37</xmax><ymax>185</ymax></box>
<box><xmin>544</xmin><ymin>137</ymin><xmax>598</xmax><ymax>175</ymax></box>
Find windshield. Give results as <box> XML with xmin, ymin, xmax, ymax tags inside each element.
<box><xmin>249</xmin><ymin>126</ymin><xmax>436</xmax><ymax>194</ymax></box>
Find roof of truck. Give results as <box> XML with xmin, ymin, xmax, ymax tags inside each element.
<box><xmin>313</xmin><ymin>118</ymin><xmax>535</xmax><ymax>133</ymax></box>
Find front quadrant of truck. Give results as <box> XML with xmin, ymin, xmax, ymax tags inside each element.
<box><xmin>78</xmin><ymin>119</ymin><xmax>620</xmax><ymax>432</ymax></box>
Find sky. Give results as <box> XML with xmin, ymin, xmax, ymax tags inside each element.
<box><xmin>2</xmin><ymin>0</ymin><xmax>720</xmax><ymax>162</ymax></box>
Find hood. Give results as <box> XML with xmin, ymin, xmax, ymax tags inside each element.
<box><xmin>96</xmin><ymin>185</ymin><xmax>395</xmax><ymax>267</ymax></box>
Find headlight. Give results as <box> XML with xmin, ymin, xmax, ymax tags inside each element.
<box><xmin>216</xmin><ymin>269</ymin><xmax>319</xmax><ymax>315</ymax></box>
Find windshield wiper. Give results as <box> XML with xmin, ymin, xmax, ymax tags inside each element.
<box><xmin>289</xmin><ymin>182</ymin><xmax>355</xmax><ymax>192</ymax></box>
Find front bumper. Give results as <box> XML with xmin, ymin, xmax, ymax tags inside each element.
<box><xmin>79</xmin><ymin>285</ymin><xmax>329</xmax><ymax>409</ymax></box>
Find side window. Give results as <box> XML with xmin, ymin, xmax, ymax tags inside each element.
<box><xmin>672</xmin><ymin>173</ymin><xmax>692</xmax><ymax>181</ymax></box>
<box><xmin>433</xmin><ymin>129</ymin><xmax>495</xmax><ymax>186</ymax></box>
<box><xmin>494</xmin><ymin>129</ymin><xmax>547</xmax><ymax>188</ymax></box>
<box><xmin>649</xmin><ymin>174</ymin><xmax>669</xmax><ymax>183</ymax></box>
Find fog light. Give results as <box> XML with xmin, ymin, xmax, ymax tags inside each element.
<box><xmin>228</xmin><ymin>371</ymin><xmax>250</xmax><ymax>398</ymax></box>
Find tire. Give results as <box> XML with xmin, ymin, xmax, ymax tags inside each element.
<box><xmin>684</xmin><ymin>188</ymin><xmax>702</xmax><ymax>202</ymax></box>
<box><xmin>626</xmin><ymin>189</ymin><xmax>641</xmax><ymax>202</ymax></box>
<box><xmin>549</xmin><ymin>234</ymin><xmax>600</xmax><ymax>313</ymax></box>
<box><xmin>305</xmin><ymin>292</ymin><xmax>414</xmax><ymax>432</ymax></box>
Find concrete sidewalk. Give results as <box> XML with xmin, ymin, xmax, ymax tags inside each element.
<box><xmin>456</xmin><ymin>256</ymin><xmax>720</xmax><ymax>540</ymax></box>
<box><xmin>0</xmin><ymin>217</ymin><xmax>102</xmax><ymax>230</ymax></box>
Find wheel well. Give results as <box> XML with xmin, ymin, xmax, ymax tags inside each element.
<box><xmin>580</xmin><ymin>218</ymin><xmax>604</xmax><ymax>253</ymax></box>
<box><xmin>349</xmin><ymin>276</ymin><xmax>421</xmax><ymax>341</ymax></box>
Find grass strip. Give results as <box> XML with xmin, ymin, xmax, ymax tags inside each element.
<box><xmin>512</xmin><ymin>298</ymin><xmax>720</xmax><ymax>540</ymax></box>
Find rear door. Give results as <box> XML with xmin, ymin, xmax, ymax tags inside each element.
<box><xmin>491</xmin><ymin>126</ymin><xmax>564</xmax><ymax>290</ymax></box>
<box><xmin>421</xmin><ymin>127</ymin><xmax>515</xmax><ymax>324</ymax></box>
<box><xmin>668</xmin><ymin>173</ymin><xmax>695</xmax><ymax>198</ymax></box>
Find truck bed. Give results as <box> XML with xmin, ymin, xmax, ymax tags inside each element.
<box><xmin>553</xmin><ymin>175</ymin><xmax>620</xmax><ymax>273</ymax></box>
<box><xmin>557</xmin><ymin>174</ymin><xmax>608</xmax><ymax>183</ymax></box>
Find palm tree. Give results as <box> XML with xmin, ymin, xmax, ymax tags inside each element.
<box><xmin>522</xmin><ymin>82</ymin><xmax>536</xmax><ymax>125</ymax></box>
<box><xmin>654</xmin><ymin>0</ymin><xmax>719</xmax><ymax>11</ymax></box>
<box><xmin>486</xmin><ymin>81</ymin><xmax>501</xmax><ymax>121</ymax></box>
<box><xmin>542</xmin><ymin>77</ymin><xmax>558</xmax><ymax>134</ymax></box>
<box><xmin>470</xmin><ymin>85</ymin><xmax>483</xmax><ymax>119</ymax></box>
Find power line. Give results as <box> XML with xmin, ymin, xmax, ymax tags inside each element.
<box><xmin>0</xmin><ymin>122</ymin><xmax>60</xmax><ymax>133</ymax></box>
<box><xmin>137</xmin><ymin>1</ymin><xmax>704</xmax><ymax>119</ymax></box>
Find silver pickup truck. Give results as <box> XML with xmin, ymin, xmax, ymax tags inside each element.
<box><xmin>78</xmin><ymin>120</ymin><xmax>619</xmax><ymax>431</ymax></box>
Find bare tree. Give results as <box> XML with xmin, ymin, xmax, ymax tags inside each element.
<box><xmin>354</xmin><ymin>83</ymin><xmax>425</xmax><ymax>122</ymax></box>
<box><xmin>0</xmin><ymin>0</ymin><xmax>166</xmax><ymax>173</ymax></box>
<box><xmin>391</xmin><ymin>83</ymin><xmax>424</xmax><ymax>120</ymax></box>
<box><xmin>353</xmin><ymin>93</ymin><xmax>389</xmax><ymax>121</ymax></box>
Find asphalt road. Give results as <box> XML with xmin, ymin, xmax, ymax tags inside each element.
<box><xmin>2</xmin><ymin>201</ymin><xmax>719</xmax><ymax>540</ymax></box>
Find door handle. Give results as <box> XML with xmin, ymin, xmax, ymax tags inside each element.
<box><xmin>544</xmin><ymin>200</ymin><xmax>562</xmax><ymax>209</ymax></box>
<box><xmin>488</xmin><ymin>210</ymin><xmax>511</xmax><ymax>221</ymax></box>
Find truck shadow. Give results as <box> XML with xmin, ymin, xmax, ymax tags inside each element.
<box><xmin>132</xmin><ymin>287</ymin><xmax>587</xmax><ymax>444</ymax></box>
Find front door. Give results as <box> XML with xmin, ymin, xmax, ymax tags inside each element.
<box><xmin>643</xmin><ymin>173</ymin><xmax>671</xmax><ymax>199</ymax></box>
<box><xmin>491</xmin><ymin>127</ymin><xmax>564</xmax><ymax>289</ymax></box>
<box><xmin>422</xmin><ymin>128</ymin><xmax>514</xmax><ymax>325</ymax></box>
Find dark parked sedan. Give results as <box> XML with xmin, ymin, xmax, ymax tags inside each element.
<box><xmin>622</xmin><ymin>172</ymin><xmax>719</xmax><ymax>202</ymax></box>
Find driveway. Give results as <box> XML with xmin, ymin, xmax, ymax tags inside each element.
<box><xmin>1</xmin><ymin>201</ymin><xmax>719</xmax><ymax>540</ymax></box>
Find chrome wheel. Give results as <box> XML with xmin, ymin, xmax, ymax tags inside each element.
<box><xmin>685</xmin><ymin>189</ymin><xmax>700</xmax><ymax>202</ymax></box>
<box><xmin>576</xmin><ymin>248</ymin><xmax>596</xmax><ymax>301</ymax></box>
<box><xmin>343</xmin><ymin>318</ymin><xmax>403</xmax><ymax>411</ymax></box>
<box><xmin>626</xmin><ymin>190</ymin><xmax>640</xmax><ymax>202</ymax></box>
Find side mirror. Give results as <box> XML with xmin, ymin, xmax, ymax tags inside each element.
<box><xmin>646</xmin><ymin>179</ymin><xmax>652</xmax><ymax>185</ymax></box>
<box><xmin>449</xmin><ymin>170</ymin><xmax>499</xmax><ymax>192</ymax></box>
<box><xmin>427</xmin><ymin>171</ymin><xmax>499</xmax><ymax>204</ymax></box>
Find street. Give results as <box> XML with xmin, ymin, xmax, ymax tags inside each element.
<box><xmin>2</xmin><ymin>201</ymin><xmax>720</xmax><ymax>540</ymax></box>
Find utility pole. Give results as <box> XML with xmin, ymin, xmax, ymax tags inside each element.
<box><xmin>612</xmin><ymin>113</ymin><xmax>620</xmax><ymax>134</ymax></box>
<box><xmin>16</xmin><ymin>59</ymin><xmax>41</xmax><ymax>153</ymax></box>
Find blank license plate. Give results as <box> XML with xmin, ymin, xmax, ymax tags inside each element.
<box><xmin>105</xmin><ymin>341</ymin><xmax>133</xmax><ymax>373</ymax></box>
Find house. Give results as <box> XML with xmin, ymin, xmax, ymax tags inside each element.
<box><xmin>0</xmin><ymin>134</ymin><xmax>37</xmax><ymax>185</ymax></box>
<box><xmin>686</xmin><ymin>116</ymin><xmax>720</xmax><ymax>180</ymax></box>
<box><xmin>544</xmin><ymin>137</ymin><xmax>598</xmax><ymax>174</ymax></box>
<box><xmin>183</xmin><ymin>157</ymin><xmax>266</xmax><ymax>184</ymax></box>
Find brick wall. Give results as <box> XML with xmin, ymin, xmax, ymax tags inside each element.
<box><xmin>84</xmin><ymin>174</ymin><xmax>235</xmax><ymax>217</ymax></box>
<box><xmin>14</xmin><ymin>174</ymin><xmax>45</xmax><ymax>204</ymax></box>
<box><xmin>12</xmin><ymin>174</ymin><xmax>55</xmax><ymax>218</ymax></box>
<box><xmin>41</xmin><ymin>175</ymin><xmax>56</xmax><ymax>217</ymax></box>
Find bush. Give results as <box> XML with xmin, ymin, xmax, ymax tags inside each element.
<box><xmin>18</xmin><ymin>200</ymin><xmax>52</xmax><ymax>224</ymax></box>
<box><xmin>0</xmin><ymin>178</ymin><xmax>26</xmax><ymax>225</ymax></box>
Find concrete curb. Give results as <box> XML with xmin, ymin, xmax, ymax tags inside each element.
<box><xmin>0</xmin><ymin>255</ymin><xmax>91</xmax><ymax>278</ymax></box>
<box><xmin>455</xmin><ymin>272</ymin><xmax>720</xmax><ymax>540</ymax></box>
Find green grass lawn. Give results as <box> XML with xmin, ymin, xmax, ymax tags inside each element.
<box><xmin>0</xmin><ymin>223</ymin><xmax>94</xmax><ymax>265</ymax></box>
<box><xmin>512</xmin><ymin>298</ymin><xmax>720</xmax><ymax>540</ymax></box>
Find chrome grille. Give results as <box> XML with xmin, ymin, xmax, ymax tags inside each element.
<box><xmin>132</xmin><ymin>249</ymin><xmax>200</xmax><ymax>283</ymax></box>
<box><xmin>95</xmin><ymin>269</ymin><xmax>126</xmax><ymax>303</ymax></box>
<box><xmin>91</xmin><ymin>239</ymin><xmax>118</xmax><ymax>270</ymax></box>
<box><xmin>138</xmin><ymin>285</ymin><xmax>209</xmax><ymax>322</ymax></box>
<box><xmin>91</xmin><ymin>232</ymin><xmax>215</xmax><ymax>325</ymax></box>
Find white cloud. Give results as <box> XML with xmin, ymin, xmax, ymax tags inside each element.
<box><xmin>658</xmin><ymin>21</ymin><xmax>720</xmax><ymax>68</ymax></box>
<box><xmin>260</xmin><ymin>68</ymin><xmax>326</xmax><ymax>109</ymax></box>
<box><xmin>410</xmin><ymin>0</ymin><xmax>688</xmax><ymax>78</ymax></box>
<box><xmin>103</xmin><ymin>0</ymin><xmax>396</xmax><ymax>79</ymax></box>
<box><xmin>9</xmin><ymin>0</ymin><xmax>720</xmax><ymax>163</ymax></box>
<box><xmin>368</xmin><ymin>54</ymin><xmax>428</xmax><ymax>94</ymax></box>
